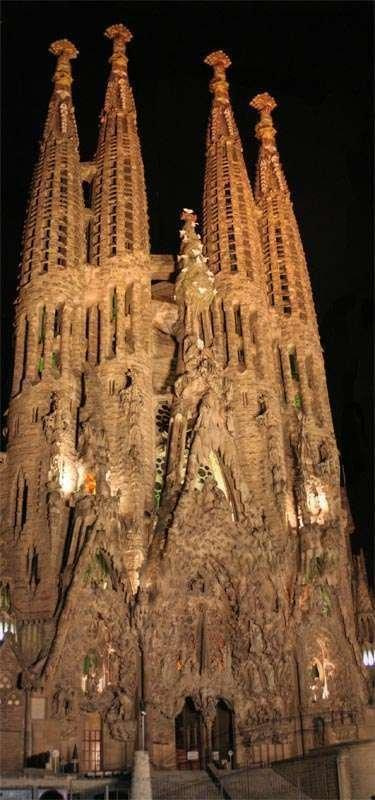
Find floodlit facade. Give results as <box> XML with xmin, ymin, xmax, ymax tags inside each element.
<box><xmin>0</xmin><ymin>25</ymin><xmax>374</xmax><ymax>775</ymax></box>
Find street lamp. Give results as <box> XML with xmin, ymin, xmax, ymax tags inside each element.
<box><xmin>363</xmin><ymin>646</ymin><xmax>375</xmax><ymax>705</ymax></box>
<box><xmin>140</xmin><ymin>699</ymin><xmax>147</xmax><ymax>751</ymax></box>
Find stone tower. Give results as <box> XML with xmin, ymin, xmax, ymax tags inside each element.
<box><xmin>0</xmin><ymin>27</ymin><xmax>373</xmax><ymax>776</ymax></box>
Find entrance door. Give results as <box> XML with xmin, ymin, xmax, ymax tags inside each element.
<box><xmin>175</xmin><ymin>698</ymin><xmax>203</xmax><ymax>769</ymax></box>
<box><xmin>211</xmin><ymin>700</ymin><xmax>234</xmax><ymax>767</ymax></box>
<box><xmin>82</xmin><ymin>712</ymin><xmax>102</xmax><ymax>773</ymax></box>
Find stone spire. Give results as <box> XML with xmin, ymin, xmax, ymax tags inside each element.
<box><xmin>89</xmin><ymin>23</ymin><xmax>149</xmax><ymax>264</ymax></box>
<box><xmin>202</xmin><ymin>51</ymin><xmax>262</xmax><ymax>282</ymax></box>
<box><xmin>103</xmin><ymin>24</ymin><xmax>134</xmax><ymax>114</ymax></box>
<box><xmin>205</xmin><ymin>50</ymin><xmax>231</xmax><ymax>107</ymax></box>
<box><xmin>18</xmin><ymin>39</ymin><xmax>84</xmax><ymax>287</ymax></box>
<box><xmin>250</xmin><ymin>91</ymin><xmax>316</xmax><ymax>321</ymax></box>
<box><xmin>43</xmin><ymin>39</ymin><xmax>79</xmax><ymax>144</ymax></box>
<box><xmin>250</xmin><ymin>91</ymin><xmax>336</xmax><ymax>435</ymax></box>
<box><xmin>7</xmin><ymin>39</ymin><xmax>86</xmax><ymax>626</ymax></box>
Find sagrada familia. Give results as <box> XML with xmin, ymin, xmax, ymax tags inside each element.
<box><xmin>0</xmin><ymin>23</ymin><xmax>374</xmax><ymax>776</ymax></box>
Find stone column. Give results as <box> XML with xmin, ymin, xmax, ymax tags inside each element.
<box><xmin>130</xmin><ymin>751</ymin><xmax>152</xmax><ymax>800</ymax></box>
<box><xmin>337</xmin><ymin>748</ymin><xmax>352</xmax><ymax>800</ymax></box>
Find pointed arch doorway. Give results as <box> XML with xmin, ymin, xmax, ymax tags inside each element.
<box><xmin>175</xmin><ymin>697</ymin><xmax>204</xmax><ymax>769</ymax></box>
<box><xmin>211</xmin><ymin>699</ymin><xmax>235</xmax><ymax>768</ymax></box>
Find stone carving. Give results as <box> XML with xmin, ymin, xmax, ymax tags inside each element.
<box><xmin>105</xmin><ymin>689</ymin><xmax>135</xmax><ymax>740</ymax></box>
<box><xmin>42</xmin><ymin>393</ymin><xmax>68</xmax><ymax>445</ymax></box>
<box><xmin>52</xmin><ymin>684</ymin><xmax>76</xmax><ymax>719</ymax></box>
<box><xmin>175</xmin><ymin>210</ymin><xmax>216</xmax><ymax>316</ymax></box>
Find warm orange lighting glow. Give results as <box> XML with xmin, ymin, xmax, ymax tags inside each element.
<box><xmin>85</xmin><ymin>473</ymin><xmax>96</xmax><ymax>494</ymax></box>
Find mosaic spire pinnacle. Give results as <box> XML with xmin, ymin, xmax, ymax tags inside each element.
<box><xmin>204</xmin><ymin>50</ymin><xmax>231</xmax><ymax>105</ymax></box>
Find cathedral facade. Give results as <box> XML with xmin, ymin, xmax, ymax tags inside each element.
<box><xmin>0</xmin><ymin>24</ymin><xmax>374</xmax><ymax>775</ymax></box>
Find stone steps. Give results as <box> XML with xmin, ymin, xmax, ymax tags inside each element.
<box><xmin>218</xmin><ymin>765</ymin><xmax>312</xmax><ymax>799</ymax></box>
<box><xmin>152</xmin><ymin>769</ymin><xmax>221</xmax><ymax>799</ymax></box>
<box><xmin>151</xmin><ymin>765</ymin><xmax>312</xmax><ymax>799</ymax></box>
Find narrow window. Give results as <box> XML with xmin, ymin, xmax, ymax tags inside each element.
<box><xmin>234</xmin><ymin>306</ymin><xmax>242</xmax><ymax>337</ymax></box>
<box><xmin>198</xmin><ymin>314</ymin><xmax>205</xmax><ymax>344</ymax></box>
<box><xmin>54</xmin><ymin>306</ymin><xmax>63</xmax><ymax>337</ymax></box>
<box><xmin>37</xmin><ymin>307</ymin><xmax>47</xmax><ymax>378</ymax></box>
<box><xmin>97</xmin><ymin>307</ymin><xmax>101</xmax><ymax>364</ymax></box>
<box><xmin>15</xmin><ymin>473</ymin><xmax>28</xmax><ymax>531</ymax></box>
<box><xmin>21</xmin><ymin>482</ymin><xmax>28</xmax><ymax>528</ymax></box>
<box><xmin>39</xmin><ymin>307</ymin><xmax>47</xmax><ymax>346</ymax></box>
<box><xmin>84</xmin><ymin>309</ymin><xmax>90</xmax><ymax>361</ymax></box>
<box><xmin>221</xmin><ymin>302</ymin><xmax>229</xmax><ymax>367</ymax></box>
<box><xmin>277</xmin><ymin>347</ymin><xmax>287</xmax><ymax>402</ymax></box>
<box><xmin>124</xmin><ymin>285</ymin><xmax>133</xmax><ymax>317</ymax></box>
<box><xmin>110</xmin><ymin>289</ymin><xmax>117</xmax><ymax>355</ymax></box>
<box><xmin>21</xmin><ymin>318</ymin><xmax>29</xmax><ymax>384</ymax></box>
<box><xmin>238</xmin><ymin>348</ymin><xmax>245</xmax><ymax>366</ymax></box>
<box><xmin>289</xmin><ymin>350</ymin><xmax>300</xmax><ymax>381</ymax></box>
<box><xmin>51</xmin><ymin>350</ymin><xmax>61</xmax><ymax>371</ymax></box>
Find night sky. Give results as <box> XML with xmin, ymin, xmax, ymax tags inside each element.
<box><xmin>1</xmin><ymin>1</ymin><xmax>373</xmax><ymax>580</ymax></box>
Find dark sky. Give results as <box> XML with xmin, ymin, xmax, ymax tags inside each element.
<box><xmin>1</xmin><ymin>1</ymin><xmax>373</xmax><ymax>579</ymax></box>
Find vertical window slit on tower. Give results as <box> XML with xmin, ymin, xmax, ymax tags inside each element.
<box><xmin>209</xmin><ymin>308</ymin><xmax>215</xmax><ymax>339</ymax></box>
<box><xmin>199</xmin><ymin>314</ymin><xmax>205</xmax><ymax>344</ymax></box>
<box><xmin>15</xmin><ymin>473</ymin><xmax>28</xmax><ymax>531</ymax></box>
<box><xmin>277</xmin><ymin>346</ymin><xmax>287</xmax><ymax>402</ymax></box>
<box><xmin>221</xmin><ymin>303</ymin><xmax>229</xmax><ymax>366</ymax></box>
<box><xmin>21</xmin><ymin>318</ymin><xmax>29</xmax><ymax>385</ymax></box>
<box><xmin>21</xmin><ymin>482</ymin><xmax>28</xmax><ymax>529</ymax></box>
<box><xmin>289</xmin><ymin>350</ymin><xmax>300</xmax><ymax>381</ymax></box>
<box><xmin>85</xmin><ymin>308</ymin><xmax>90</xmax><ymax>361</ymax></box>
<box><xmin>97</xmin><ymin>308</ymin><xmax>101</xmax><ymax>364</ymax></box>
<box><xmin>110</xmin><ymin>288</ymin><xmax>118</xmax><ymax>355</ymax></box>
<box><xmin>125</xmin><ymin>285</ymin><xmax>132</xmax><ymax>316</ymax></box>
<box><xmin>238</xmin><ymin>348</ymin><xmax>245</xmax><ymax>367</ymax></box>
<box><xmin>37</xmin><ymin>307</ymin><xmax>46</xmax><ymax>377</ymax></box>
<box><xmin>124</xmin><ymin>285</ymin><xmax>133</xmax><ymax>347</ymax></box>
<box><xmin>54</xmin><ymin>305</ymin><xmax>63</xmax><ymax>337</ymax></box>
<box><xmin>234</xmin><ymin>306</ymin><xmax>242</xmax><ymax>337</ymax></box>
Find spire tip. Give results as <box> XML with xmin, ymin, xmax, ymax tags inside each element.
<box><xmin>204</xmin><ymin>50</ymin><xmax>231</xmax><ymax>70</ymax></box>
<box><xmin>250</xmin><ymin>92</ymin><xmax>277</xmax><ymax>115</ymax></box>
<box><xmin>49</xmin><ymin>39</ymin><xmax>78</xmax><ymax>60</ymax></box>
<box><xmin>105</xmin><ymin>23</ymin><xmax>133</xmax><ymax>44</ymax></box>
